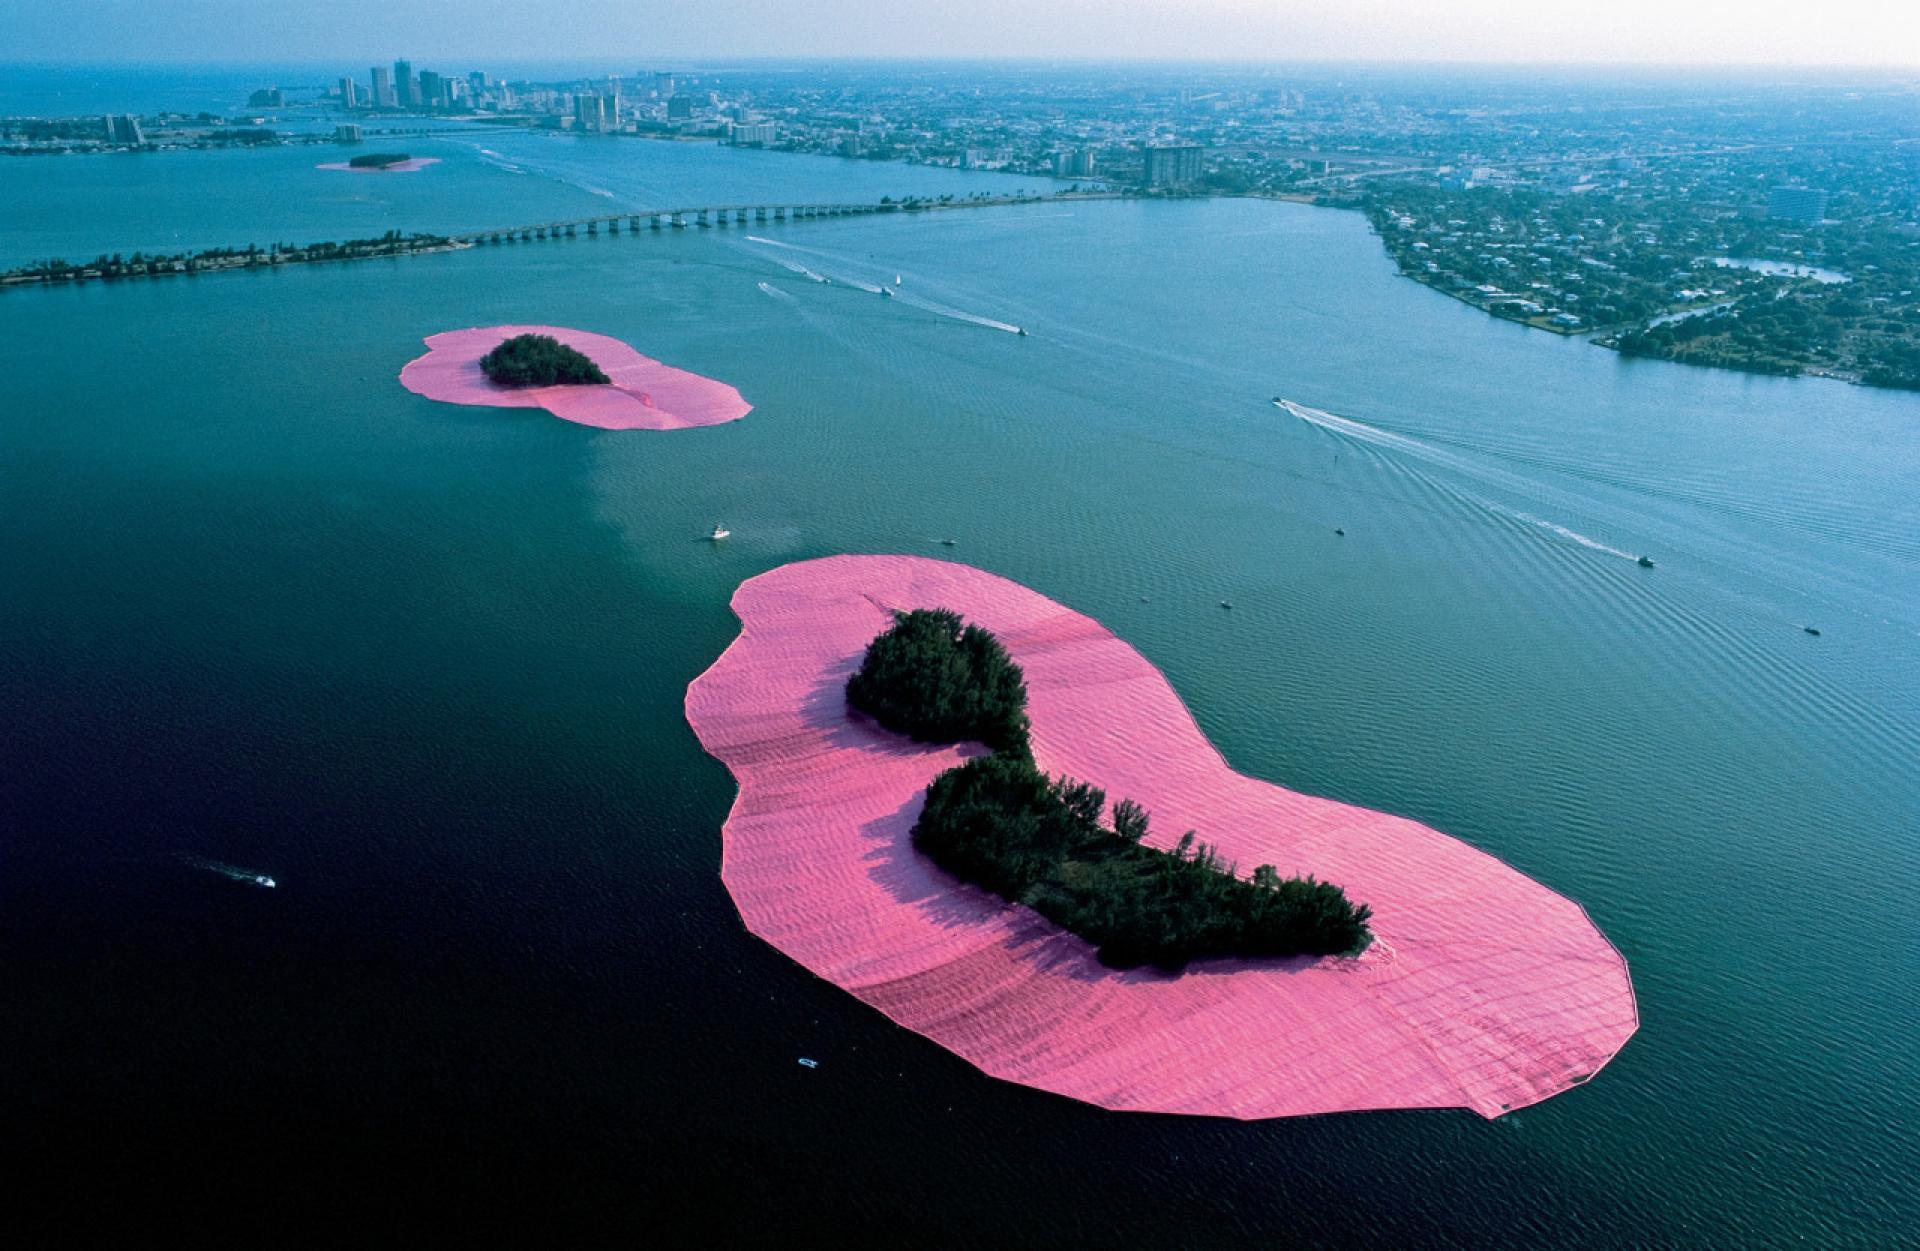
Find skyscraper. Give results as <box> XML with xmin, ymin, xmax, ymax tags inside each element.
<box><xmin>102</xmin><ymin>114</ymin><xmax>143</xmax><ymax>144</ymax></box>
<box><xmin>394</xmin><ymin>60</ymin><xmax>415</xmax><ymax>108</ymax></box>
<box><xmin>667</xmin><ymin>95</ymin><xmax>693</xmax><ymax>121</ymax></box>
<box><xmin>418</xmin><ymin>70</ymin><xmax>444</xmax><ymax>110</ymax></box>
<box><xmin>1142</xmin><ymin>144</ymin><xmax>1203</xmax><ymax>188</ymax></box>
<box><xmin>371</xmin><ymin>65</ymin><xmax>395</xmax><ymax>109</ymax></box>
<box><xmin>573</xmin><ymin>93</ymin><xmax>607</xmax><ymax>132</ymax></box>
<box><xmin>339</xmin><ymin>77</ymin><xmax>358</xmax><ymax>109</ymax></box>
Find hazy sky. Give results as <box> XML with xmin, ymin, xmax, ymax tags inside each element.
<box><xmin>5</xmin><ymin>0</ymin><xmax>1917</xmax><ymax>65</ymax></box>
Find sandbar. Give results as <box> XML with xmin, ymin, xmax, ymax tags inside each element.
<box><xmin>685</xmin><ymin>555</ymin><xmax>1637</xmax><ymax>1119</ymax></box>
<box><xmin>399</xmin><ymin>325</ymin><xmax>752</xmax><ymax>431</ymax></box>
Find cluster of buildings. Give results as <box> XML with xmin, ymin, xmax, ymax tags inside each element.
<box><xmin>331</xmin><ymin>61</ymin><xmax>780</xmax><ymax>145</ymax></box>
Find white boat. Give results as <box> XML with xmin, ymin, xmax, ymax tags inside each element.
<box><xmin>798</xmin><ymin>1057</ymin><xmax>819</xmax><ymax>1069</ymax></box>
<box><xmin>881</xmin><ymin>286</ymin><xmax>894</xmax><ymax>298</ymax></box>
<box><xmin>709</xmin><ymin>525</ymin><xmax>731</xmax><ymax>540</ymax></box>
<box><xmin>254</xmin><ymin>875</ymin><xmax>276</xmax><ymax>889</ymax></box>
<box><xmin>894</xmin><ymin>274</ymin><xmax>902</xmax><ymax>285</ymax></box>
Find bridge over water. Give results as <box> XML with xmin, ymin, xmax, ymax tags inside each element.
<box><xmin>452</xmin><ymin>191</ymin><xmax>1098</xmax><ymax>245</ymax></box>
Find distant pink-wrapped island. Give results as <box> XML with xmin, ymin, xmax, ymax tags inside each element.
<box><xmin>686</xmin><ymin>555</ymin><xmax>1638</xmax><ymax>1119</ymax></box>
<box><xmin>315</xmin><ymin>157</ymin><xmax>441</xmax><ymax>173</ymax></box>
<box><xmin>399</xmin><ymin>325</ymin><xmax>751</xmax><ymax>431</ymax></box>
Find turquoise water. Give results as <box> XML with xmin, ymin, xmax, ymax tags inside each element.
<box><xmin>0</xmin><ymin>126</ymin><xmax>1051</xmax><ymax>267</ymax></box>
<box><xmin>2</xmin><ymin>147</ymin><xmax>1916</xmax><ymax>1242</ymax></box>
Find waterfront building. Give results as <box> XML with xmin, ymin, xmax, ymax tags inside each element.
<box><xmin>652</xmin><ymin>71</ymin><xmax>676</xmax><ymax>98</ymax></box>
<box><xmin>667</xmin><ymin>95</ymin><xmax>694</xmax><ymax>121</ymax></box>
<box><xmin>1769</xmin><ymin>185</ymin><xmax>1829</xmax><ymax>224</ymax></box>
<box><xmin>394</xmin><ymin>59</ymin><xmax>415</xmax><ymax>108</ymax></box>
<box><xmin>338</xmin><ymin>77</ymin><xmax>358</xmax><ymax>109</ymax></box>
<box><xmin>1053</xmin><ymin>147</ymin><xmax>1096</xmax><ymax>177</ymax></box>
<box><xmin>418</xmin><ymin>70</ymin><xmax>445</xmax><ymax>110</ymax></box>
<box><xmin>101</xmin><ymin>114</ymin><xmax>143</xmax><ymax>145</ymax></box>
<box><xmin>371</xmin><ymin>65</ymin><xmax>395</xmax><ymax>109</ymax></box>
<box><xmin>334</xmin><ymin>123</ymin><xmax>363</xmax><ymax>143</ymax></box>
<box><xmin>573</xmin><ymin>93</ymin><xmax>608</xmax><ymax>132</ymax></box>
<box><xmin>1142</xmin><ymin>143</ymin><xmax>1203</xmax><ymax>188</ymax></box>
<box><xmin>730</xmin><ymin>122</ymin><xmax>777</xmax><ymax>146</ymax></box>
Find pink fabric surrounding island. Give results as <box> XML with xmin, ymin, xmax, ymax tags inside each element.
<box><xmin>686</xmin><ymin>555</ymin><xmax>1638</xmax><ymax>1119</ymax></box>
<box><xmin>398</xmin><ymin>325</ymin><xmax>752</xmax><ymax>431</ymax></box>
<box><xmin>315</xmin><ymin>157</ymin><xmax>442</xmax><ymax>172</ymax></box>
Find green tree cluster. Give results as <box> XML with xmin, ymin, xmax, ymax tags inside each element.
<box><xmin>478</xmin><ymin>334</ymin><xmax>611</xmax><ymax>387</ymax></box>
<box><xmin>347</xmin><ymin>151</ymin><xmax>411</xmax><ymax>168</ymax></box>
<box><xmin>846</xmin><ymin>609</ymin><xmax>1373</xmax><ymax>971</ymax></box>
<box><xmin>846</xmin><ymin>609</ymin><xmax>1030</xmax><ymax>755</ymax></box>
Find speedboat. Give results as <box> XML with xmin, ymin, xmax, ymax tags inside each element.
<box><xmin>709</xmin><ymin>525</ymin><xmax>731</xmax><ymax>541</ymax></box>
<box><xmin>1637</xmin><ymin>555</ymin><xmax>1655</xmax><ymax>568</ymax></box>
<box><xmin>881</xmin><ymin>286</ymin><xmax>894</xmax><ymax>298</ymax></box>
<box><xmin>1016</xmin><ymin>327</ymin><xmax>1028</xmax><ymax>337</ymax></box>
<box><xmin>940</xmin><ymin>538</ymin><xmax>957</xmax><ymax>547</ymax></box>
<box><xmin>1803</xmin><ymin>625</ymin><xmax>1821</xmax><ymax>636</ymax></box>
<box><xmin>798</xmin><ymin>1057</ymin><xmax>819</xmax><ymax>1069</ymax></box>
<box><xmin>253</xmin><ymin>875</ymin><xmax>276</xmax><ymax>889</ymax></box>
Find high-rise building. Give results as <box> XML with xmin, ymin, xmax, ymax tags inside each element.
<box><xmin>418</xmin><ymin>70</ymin><xmax>444</xmax><ymax>110</ymax></box>
<box><xmin>666</xmin><ymin>95</ymin><xmax>693</xmax><ymax>121</ymax></box>
<box><xmin>652</xmin><ymin>71</ymin><xmax>676</xmax><ymax>98</ymax></box>
<box><xmin>339</xmin><ymin>77</ymin><xmax>358</xmax><ymax>109</ymax></box>
<box><xmin>394</xmin><ymin>60</ymin><xmax>415</xmax><ymax>108</ymax></box>
<box><xmin>335</xmin><ymin>123</ymin><xmax>364</xmax><ymax>143</ymax></box>
<box><xmin>1142</xmin><ymin>144</ymin><xmax>1203</xmax><ymax>188</ymax></box>
<box><xmin>1769</xmin><ymin>186</ymin><xmax>1829</xmax><ymax>224</ymax></box>
<box><xmin>1053</xmin><ymin>148</ymin><xmax>1096</xmax><ymax>178</ymax></box>
<box><xmin>371</xmin><ymin>66</ymin><xmax>395</xmax><ymax>109</ymax></box>
<box><xmin>573</xmin><ymin>93</ymin><xmax>608</xmax><ymax>132</ymax></box>
<box><xmin>102</xmin><ymin>114</ymin><xmax>144</xmax><ymax>144</ymax></box>
<box><xmin>730</xmin><ymin>122</ymin><xmax>776</xmax><ymax>146</ymax></box>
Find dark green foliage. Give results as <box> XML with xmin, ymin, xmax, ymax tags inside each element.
<box><xmin>916</xmin><ymin>755</ymin><xmax>1373</xmax><ymax>971</ymax></box>
<box><xmin>478</xmin><ymin>334</ymin><xmax>611</xmax><ymax>387</ymax></box>
<box><xmin>845</xmin><ymin>609</ymin><xmax>1030</xmax><ymax>755</ymax></box>
<box><xmin>348</xmin><ymin>151</ymin><xmax>410</xmax><ymax>168</ymax></box>
<box><xmin>849</xmin><ymin>610</ymin><xmax>1372</xmax><ymax>971</ymax></box>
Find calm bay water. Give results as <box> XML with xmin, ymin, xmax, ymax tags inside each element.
<box><xmin>2</xmin><ymin>114</ymin><xmax>1916</xmax><ymax>1244</ymax></box>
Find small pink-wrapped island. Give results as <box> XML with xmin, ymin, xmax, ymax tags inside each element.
<box><xmin>686</xmin><ymin>555</ymin><xmax>1638</xmax><ymax>1120</ymax></box>
<box><xmin>316</xmin><ymin>157</ymin><xmax>442</xmax><ymax>173</ymax></box>
<box><xmin>399</xmin><ymin>325</ymin><xmax>752</xmax><ymax>431</ymax></box>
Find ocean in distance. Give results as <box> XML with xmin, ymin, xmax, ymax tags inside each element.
<box><xmin>2</xmin><ymin>69</ymin><xmax>1916</xmax><ymax>1245</ymax></box>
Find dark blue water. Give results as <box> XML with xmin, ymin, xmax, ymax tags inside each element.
<box><xmin>3</xmin><ymin>78</ymin><xmax>1917</xmax><ymax>1246</ymax></box>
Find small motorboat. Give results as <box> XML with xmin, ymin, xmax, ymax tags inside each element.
<box><xmin>940</xmin><ymin>538</ymin><xmax>957</xmax><ymax>547</ymax></box>
<box><xmin>1803</xmin><ymin>625</ymin><xmax>1821</xmax><ymax>636</ymax></box>
<box><xmin>797</xmin><ymin>1057</ymin><xmax>819</xmax><ymax>1069</ymax></box>
<box><xmin>709</xmin><ymin>525</ymin><xmax>731</xmax><ymax>541</ymax></box>
<box><xmin>1220</xmin><ymin>600</ymin><xmax>1234</xmax><ymax>610</ymax></box>
<box><xmin>253</xmin><ymin>875</ymin><xmax>276</xmax><ymax>889</ymax></box>
<box><xmin>1334</xmin><ymin>528</ymin><xmax>1345</xmax><ymax>536</ymax></box>
<box><xmin>881</xmin><ymin>286</ymin><xmax>894</xmax><ymax>298</ymax></box>
<box><xmin>1637</xmin><ymin>555</ymin><xmax>1655</xmax><ymax>568</ymax></box>
<box><xmin>1016</xmin><ymin>327</ymin><xmax>1028</xmax><ymax>337</ymax></box>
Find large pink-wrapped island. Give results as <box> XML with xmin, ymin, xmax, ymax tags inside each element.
<box><xmin>686</xmin><ymin>556</ymin><xmax>1638</xmax><ymax>1119</ymax></box>
<box><xmin>399</xmin><ymin>325</ymin><xmax>752</xmax><ymax>431</ymax></box>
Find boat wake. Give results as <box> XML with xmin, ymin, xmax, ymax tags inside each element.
<box><xmin>178</xmin><ymin>854</ymin><xmax>276</xmax><ymax>889</ymax></box>
<box><xmin>1275</xmin><ymin>400</ymin><xmax>1644</xmax><ymax>563</ymax></box>
<box><xmin>743</xmin><ymin>237</ymin><xmax>1023</xmax><ymax>332</ymax></box>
